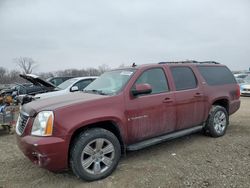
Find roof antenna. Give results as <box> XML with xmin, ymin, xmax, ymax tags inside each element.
<box><xmin>132</xmin><ymin>62</ymin><xmax>136</xmax><ymax>67</ymax></box>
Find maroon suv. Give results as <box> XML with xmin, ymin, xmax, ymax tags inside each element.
<box><xmin>16</xmin><ymin>61</ymin><xmax>240</xmax><ymax>181</ymax></box>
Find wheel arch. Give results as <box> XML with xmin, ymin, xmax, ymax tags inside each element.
<box><xmin>212</xmin><ymin>98</ymin><xmax>229</xmax><ymax>113</ymax></box>
<box><xmin>68</xmin><ymin>120</ymin><xmax>126</xmax><ymax>162</ymax></box>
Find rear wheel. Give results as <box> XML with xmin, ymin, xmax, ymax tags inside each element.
<box><xmin>70</xmin><ymin>128</ymin><xmax>121</xmax><ymax>181</ymax></box>
<box><xmin>204</xmin><ymin>105</ymin><xmax>229</xmax><ymax>137</ymax></box>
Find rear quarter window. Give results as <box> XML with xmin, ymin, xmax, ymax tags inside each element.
<box><xmin>198</xmin><ymin>66</ymin><xmax>236</xmax><ymax>85</ymax></box>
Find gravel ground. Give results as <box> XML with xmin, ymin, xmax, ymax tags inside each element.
<box><xmin>0</xmin><ymin>97</ymin><xmax>249</xmax><ymax>188</ymax></box>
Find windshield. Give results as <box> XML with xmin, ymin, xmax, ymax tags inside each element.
<box><xmin>84</xmin><ymin>69</ymin><xmax>135</xmax><ymax>95</ymax></box>
<box><xmin>57</xmin><ymin>78</ymin><xmax>78</xmax><ymax>90</ymax></box>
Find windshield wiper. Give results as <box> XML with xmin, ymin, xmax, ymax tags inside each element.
<box><xmin>83</xmin><ymin>89</ymin><xmax>108</xmax><ymax>95</ymax></box>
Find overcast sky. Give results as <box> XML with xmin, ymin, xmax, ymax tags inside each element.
<box><xmin>0</xmin><ymin>0</ymin><xmax>249</xmax><ymax>72</ymax></box>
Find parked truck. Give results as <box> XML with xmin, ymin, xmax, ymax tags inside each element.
<box><xmin>16</xmin><ymin>61</ymin><xmax>240</xmax><ymax>181</ymax></box>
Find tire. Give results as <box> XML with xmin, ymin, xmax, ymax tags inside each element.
<box><xmin>70</xmin><ymin>128</ymin><xmax>121</xmax><ymax>181</ymax></box>
<box><xmin>204</xmin><ymin>105</ymin><xmax>229</xmax><ymax>137</ymax></box>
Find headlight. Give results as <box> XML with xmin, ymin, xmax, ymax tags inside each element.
<box><xmin>31</xmin><ymin>111</ymin><xmax>54</xmax><ymax>136</ymax></box>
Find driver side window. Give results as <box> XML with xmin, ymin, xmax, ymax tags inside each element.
<box><xmin>135</xmin><ymin>68</ymin><xmax>169</xmax><ymax>94</ymax></box>
<box><xmin>73</xmin><ymin>79</ymin><xmax>93</xmax><ymax>91</ymax></box>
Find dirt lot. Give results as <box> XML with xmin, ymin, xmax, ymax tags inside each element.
<box><xmin>0</xmin><ymin>97</ymin><xmax>249</xmax><ymax>188</ymax></box>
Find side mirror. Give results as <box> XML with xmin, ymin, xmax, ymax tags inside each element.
<box><xmin>70</xmin><ymin>86</ymin><xmax>79</xmax><ymax>92</ymax></box>
<box><xmin>131</xmin><ymin>83</ymin><xmax>152</xmax><ymax>96</ymax></box>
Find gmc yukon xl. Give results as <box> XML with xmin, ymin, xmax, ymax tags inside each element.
<box><xmin>16</xmin><ymin>61</ymin><xmax>240</xmax><ymax>181</ymax></box>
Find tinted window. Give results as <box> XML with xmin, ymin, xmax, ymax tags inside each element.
<box><xmin>55</xmin><ymin>78</ymin><xmax>65</xmax><ymax>86</ymax></box>
<box><xmin>135</xmin><ymin>68</ymin><xmax>169</xmax><ymax>94</ymax></box>
<box><xmin>171</xmin><ymin>67</ymin><xmax>197</xmax><ymax>91</ymax></box>
<box><xmin>74</xmin><ymin>79</ymin><xmax>93</xmax><ymax>90</ymax></box>
<box><xmin>50</xmin><ymin>78</ymin><xmax>64</xmax><ymax>86</ymax></box>
<box><xmin>58</xmin><ymin>78</ymin><xmax>78</xmax><ymax>90</ymax></box>
<box><xmin>198</xmin><ymin>66</ymin><xmax>236</xmax><ymax>85</ymax></box>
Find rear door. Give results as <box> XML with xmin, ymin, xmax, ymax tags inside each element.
<box><xmin>125</xmin><ymin>67</ymin><xmax>176</xmax><ymax>144</ymax></box>
<box><xmin>170</xmin><ymin>66</ymin><xmax>206</xmax><ymax>130</ymax></box>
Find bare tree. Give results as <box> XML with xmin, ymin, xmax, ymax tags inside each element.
<box><xmin>0</xmin><ymin>67</ymin><xmax>7</xmax><ymax>84</ymax></box>
<box><xmin>86</xmin><ymin>68</ymin><xmax>100</xmax><ymax>76</ymax></box>
<box><xmin>14</xmin><ymin>57</ymin><xmax>38</xmax><ymax>74</ymax></box>
<box><xmin>98</xmin><ymin>64</ymin><xmax>110</xmax><ymax>74</ymax></box>
<box><xmin>8</xmin><ymin>70</ymin><xmax>22</xmax><ymax>83</ymax></box>
<box><xmin>38</xmin><ymin>72</ymin><xmax>55</xmax><ymax>79</ymax></box>
<box><xmin>118</xmin><ymin>63</ymin><xmax>126</xmax><ymax>68</ymax></box>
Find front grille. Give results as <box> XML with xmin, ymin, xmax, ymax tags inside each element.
<box><xmin>16</xmin><ymin>112</ymin><xmax>29</xmax><ymax>136</ymax></box>
<box><xmin>243</xmin><ymin>88</ymin><xmax>250</xmax><ymax>91</ymax></box>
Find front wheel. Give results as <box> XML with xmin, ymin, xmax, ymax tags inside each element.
<box><xmin>70</xmin><ymin>128</ymin><xmax>121</xmax><ymax>181</ymax></box>
<box><xmin>204</xmin><ymin>105</ymin><xmax>229</xmax><ymax>137</ymax></box>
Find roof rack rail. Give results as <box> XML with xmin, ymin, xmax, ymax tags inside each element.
<box><xmin>158</xmin><ymin>61</ymin><xmax>220</xmax><ymax>64</ymax></box>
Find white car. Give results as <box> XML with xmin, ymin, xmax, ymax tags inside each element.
<box><xmin>34</xmin><ymin>77</ymin><xmax>97</xmax><ymax>100</ymax></box>
<box><xmin>234</xmin><ymin>73</ymin><xmax>248</xmax><ymax>79</ymax></box>
<box><xmin>240</xmin><ymin>76</ymin><xmax>250</xmax><ymax>96</ymax></box>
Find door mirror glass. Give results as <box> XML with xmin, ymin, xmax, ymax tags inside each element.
<box><xmin>131</xmin><ymin>83</ymin><xmax>152</xmax><ymax>96</ymax></box>
<box><xmin>70</xmin><ymin>86</ymin><xmax>79</xmax><ymax>92</ymax></box>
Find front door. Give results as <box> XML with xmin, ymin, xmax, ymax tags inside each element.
<box><xmin>125</xmin><ymin>67</ymin><xmax>176</xmax><ymax>144</ymax></box>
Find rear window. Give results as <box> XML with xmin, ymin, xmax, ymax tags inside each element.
<box><xmin>198</xmin><ymin>66</ymin><xmax>236</xmax><ymax>85</ymax></box>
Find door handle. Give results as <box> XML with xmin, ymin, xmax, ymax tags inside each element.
<box><xmin>163</xmin><ymin>97</ymin><xmax>174</xmax><ymax>103</ymax></box>
<box><xmin>194</xmin><ymin>93</ymin><xmax>204</xmax><ymax>97</ymax></box>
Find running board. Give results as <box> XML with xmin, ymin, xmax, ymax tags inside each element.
<box><xmin>127</xmin><ymin>126</ymin><xmax>203</xmax><ymax>151</ymax></box>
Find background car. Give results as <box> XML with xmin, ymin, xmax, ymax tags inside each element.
<box><xmin>234</xmin><ymin>73</ymin><xmax>248</xmax><ymax>79</ymax></box>
<box><xmin>34</xmin><ymin>76</ymin><xmax>97</xmax><ymax>100</ymax></box>
<box><xmin>1</xmin><ymin>74</ymin><xmax>57</xmax><ymax>98</ymax></box>
<box><xmin>19</xmin><ymin>74</ymin><xmax>57</xmax><ymax>94</ymax></box>
<box><xmin>47</xmin><ymin>76</ymin><xmax>75</xmax><ymax>86</ymax></box>
<box><xmin>236</xmin><ymin>78</ymin><xmax>245</xmax><ymax>85</ymax></box>
<box><xmin>240</xmin><ymin>76</ymin><xmax>250</xmax><ymax>96</ymax></box>
<box><xmin>0</xmin><ymin>84</ymin><xmax>15</xmax><ymax>92</ymax></box>
<box><xmin>0</xmin><ymin>83</ymin><xmax>41</xmax><ymax>98</ymax></box>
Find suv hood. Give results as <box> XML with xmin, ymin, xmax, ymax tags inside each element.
<box><xmin>21</xmin><ymin>92</ymin><xmax>108</xmax><ymax>116</ymax></box>
<box><xmin>20</xmin><ymin>74</ymin><xmax>56</xmax><ymax>88</ymax></box>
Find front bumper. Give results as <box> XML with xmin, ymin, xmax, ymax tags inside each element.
<box><xmin>16</xmin><ymin>135</ymin><xmax>68</xmax><ymax>171</ymax></box>
<box><xmin>241</xmin><ymin>91</ymin><xmax>250</xmax><ymax>96</ymax></box>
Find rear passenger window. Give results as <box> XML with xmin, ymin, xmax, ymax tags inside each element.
<box><xmin>198</xmin><ymin>66</ymin><xmax>236</xmax><ymax>85</ymax></box>
<box><xmin>171</xmin><ymin>67</ymin><xmax>197</xmax><ymax>91</ymax></box>
<box><xmin>135</xmin><ymin>68</ymin><xmax>169</xmax><ymax>94</ymax></box>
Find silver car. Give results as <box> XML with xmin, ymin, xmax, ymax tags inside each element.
<box><xmin>240</xmin><ymin>76</ymin><xmax>250</xmax><ymax>96</ymax></box>
<box><xmin>35</xmin><ymin>77</ymin><xmax>97</xmax><ymax>99</ymax></box>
